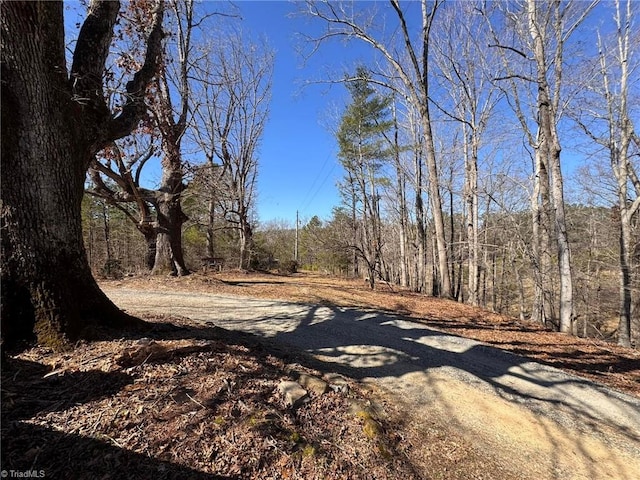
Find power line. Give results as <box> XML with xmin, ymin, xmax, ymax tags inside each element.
<box><xmin>299</xmin><ymin>153</ymin><xmax>332</xmax><ymax>209</ymax></box>
<box><xmin>299</xmin><ymin>160</ymin><xmax>338</xmax><ymax>216</ymax></box>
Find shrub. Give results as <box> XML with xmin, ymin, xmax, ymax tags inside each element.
<box><xmin>278</xmin><ymin>259</ymin><xmax>298</xmax><ymax>274</ymax></box>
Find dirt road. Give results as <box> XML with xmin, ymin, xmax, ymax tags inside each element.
<box><xmin>104</xmin><ymin>287</ymin><xmax>640</xmax><ymax>480</ymax></box>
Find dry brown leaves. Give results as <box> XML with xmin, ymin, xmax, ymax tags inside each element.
<box><xmin>1</xmin><ymin>314</ymin><xmax>423</xmax><ymax>479</ymax></box>
<box><xmin>3</xmin><ymin>270</ymin><xmax>638</xmax><ymax>480</ymax></box>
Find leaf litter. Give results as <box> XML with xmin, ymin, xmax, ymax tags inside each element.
<box><xmin>2</xmin><ymin>270</ymin><xmax>638</xmax><ymax>479</ymax></box>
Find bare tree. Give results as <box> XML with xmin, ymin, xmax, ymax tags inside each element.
<box><xmin>192</xmin><ymin>32</ymin><xmax>273</xmax><ymax>269</ymax></box>
<box><xmin>87</xmin><ymin>136</ymin><xmax>159</xmax><ymax>270</ymax></box>
<box><xmin>387</xmin><ymin>99</ymin><xmax>410</xmax><ymax>288</ymax></box>
<box><xmin>573</xmin><ymin>0</ymin><xmax>639</xmax><ymax>346</ymax></box>
<box><xmin>145</xmin><ymin>0</ymin><xmax>205</xmax><ymax>276</ymax></box>
<box><xmin>303</xmin><ymin>0</ymin><xmax>453</xmax><ymax>298</ymax></box>
<box><xmin>432</xmin><ymin>2</ymin><xmax>501</xmax><ymax>305</ymax></box>
<box><xmin>407</xmin><ymin>99</ymin><xmax>429</xmax><ymax>294</ymax></box>
<box><xmin>1</xmin><ymin>0</ymin><xmax>163</xmax><ymax>348</ymax></box>
<box><xmin>85</xmin><ymin>0</ymin><xmax>228</xmax><ymax>276</ymax></box>
<box><xmin>186</xmin><ymin>158</ymin><xmax>225</xmax><ymax>259</ymax></box>
<box><xmin>485</xmin><ymin>0</ymin><xmax>596</xmax><ymax>332</ymax></box>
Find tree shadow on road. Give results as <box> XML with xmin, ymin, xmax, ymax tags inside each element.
<box><xmin>31</xmin><ymin>289</ymin><xmax>640</xmax><ymax>480</ymax></box>
<box><xmin>246</xmin><ymin>303</ymin><xmax>640</xmax><ymax>479</ymax></box>
<box><xmin>137</xmin><ymin>300</ymin><xmax>640</xmax><ymax>455</ymax></box>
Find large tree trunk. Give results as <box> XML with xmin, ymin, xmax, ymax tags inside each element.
<box><xmin>238</xmin><ymin>217</ymin><xmax>253</xmax><ymax>270</ymax></box>
<box><xmin>421</xmin><ymin>107</ymin><xmax>452</xmax><ymax>298</ymax></box>
<box><xmin>617</xmin><ymin>207</ymin><xmax>633</xmax><ymax>347</ymax></box>
<box><xmin>137</xmin><ymin>222</ymin><xmax>157</xmax><ymax>271</ymax></box>
<box><xmin>152</xmin><ymin>195</ymin><xmax>189</xmax><ymax>276</ymax></box>
<box><xmin>414</xmin><ymin>155</ymin><xmax>427</xmax><ymax>294</ymax></box>
<box><xmin>531</xmin><ymin>147</ymin><xmax>556</xmax><ymax>328</ymax></box>
<box><xmin>1</xmin><ymin>1</ymin><xmax>162</xmax><ymax>350</ymax></box>
<box><xmin>0</xmin><ymin>1</ymin><xmax>143</xmax><ymax>349</ymax></box>
<box><xmin>151</xmin><ymin>133</ymin><xmax>189</xmax><ymax>275</ymax></box>
<box><xmin>206</xmin><ymin>188</ymin><xmax>216</xmax><ymax>258</ymax></box>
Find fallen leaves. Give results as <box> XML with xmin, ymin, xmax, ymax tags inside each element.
<box><xmin>2</xmin><ymin>316</ymin><xmax>420</xmax><ymax>479</ymax></box>
<box><xmin>3</xmin><ymin>270</ymin><xmax>638</xmax><ymax>479</ymax></box>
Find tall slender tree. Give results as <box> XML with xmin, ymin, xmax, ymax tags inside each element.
<box><xmin>337</xmin><ymin>68</ymin><xmax>393</xmax><ymax>288</ymax></box>
<box><xmin>432</xmin><ymin>2</ymin><xmax>501</xmax><ymax>306</ymax></box>
<box><xmin>573</xmin><ymin>0</ymin><xmax>639</xmax><ymax>346</ymax></box>
<box><xmin>485</xmin><ymin>0</ymin><xmax>596</xmax><ymax>332</ymax></box>
<box><xmin>304</xmin><ymin>0</ymin><xmax>453</xmax><ymax>298</ymax></box>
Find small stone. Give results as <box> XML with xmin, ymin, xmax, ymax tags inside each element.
<box><xmin>298</xmin><ymin>374</ymin><xmax>330</xmax><ymax>396</ymax></box>
<box><xmin>324</xmin><ymin>373</ymin><xmax>350</xmax><ymax>394</ymax></box>
<box><xmin>278</xmin><ymin>381</ymin><xmax>309</xmax><ymax>408</ymax></box>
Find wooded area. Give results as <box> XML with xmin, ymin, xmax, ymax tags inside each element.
<box><xmin>78</xmin><ymin>0</ymin><xmax>639</xmax><ymax>347</ymax></box>
<box><xmin>1</xmin><ymin>0</ymin><xmax>639</xmax><ymax>348</ymax></box>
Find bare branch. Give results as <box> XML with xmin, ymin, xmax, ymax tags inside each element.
<box><xmin>493</xmin><ymin>74</ymin><xmax>535</xmax><ymax>83</ymax></box>
<box><xmin>488</xmin><ymin>43</ymin><xmax>528</xmax><ymax>58</ymax></box>
<box><xmin>104</xmin><ymin>0</ymin><xmax>164</xmax><ymax>147</ymax></box>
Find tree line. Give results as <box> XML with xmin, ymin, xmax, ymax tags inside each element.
<box><xmin>2</xmin><ymin>0</ymin><xmax>638</xmax><ymax>350</ymax></box>
<box><xmin>299</xmin><ymin>0</ymin><xmax>639</xmax><ymax>347</ymax></box>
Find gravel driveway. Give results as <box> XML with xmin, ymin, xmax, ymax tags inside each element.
<box><xmin>104</xmin><ymin>287</ymin><xmax>640</xmax><ymax>480</ymax></box>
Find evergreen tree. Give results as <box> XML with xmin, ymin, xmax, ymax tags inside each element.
<box><xmin>336</xmin><ymin>67</ymin><xmax>393</xmax><ymax>288</ymax></box>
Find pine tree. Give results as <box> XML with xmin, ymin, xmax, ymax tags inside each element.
<box><xmin>336</xmin><ymin>67</ymin><xmax>393</xmax><ymax>288</ymax></box>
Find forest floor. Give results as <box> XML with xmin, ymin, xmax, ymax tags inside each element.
<box><xmin>2</xmin><ymin>270</ymin><xmax>639</xmax><ymax>479</ymax></box>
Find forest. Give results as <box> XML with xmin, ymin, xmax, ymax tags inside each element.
<box><xmin>1</xmin><ymin>0</ymin><xmax>638</xmax><ymax>350</ymax></box>
<box><xmin>4</xmin><ymin>3</ymin><xmax>640</xmax><ymax>478</ymax></box>
<box><xmin>77</xmin><ymin>0</ymin><xmax>639</xmax><ymax>349</ymax></box>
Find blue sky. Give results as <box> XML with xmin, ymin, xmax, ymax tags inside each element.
<box><xmin>68</xmin><ymin>1</ymin><xmax>635</xmax><ymax>225</ymax></box>
<box><xmin>232</xmin><ymin>1</ymin><xmax>387</xmax><ymax>226</ymax></box>
<box><xmin>236</xmin><ymin>1</ymin><xmax>348</xmax><ymax>225</ymax></box>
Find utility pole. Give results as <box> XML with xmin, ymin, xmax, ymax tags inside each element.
<box><xmin>294</xmin><ymin>210</ymin><xmax>299</xmax><ymax>262</ymax></box>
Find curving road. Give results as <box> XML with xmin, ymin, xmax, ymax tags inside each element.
<box><xmin>103</xmin><ymin>287</ymin><xmax>640</xmax><ymax>480</ymax></box>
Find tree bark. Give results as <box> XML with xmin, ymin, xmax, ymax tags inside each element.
<box><xmin>394</xmin><ymin>149</ymin><xmax>409</xmax><ymax>288</ymax></box>
<box><xmin>1</xmin><ymin>1</ymin><xmax>162</xmax><ymax>349</ymax></box>
<box><xmin>414</xmin><ymin>0</ymin><xmax>453</xmax><ymax>299</ymax></box>
<box><xmin>528</xmin><ymin>0</ymin><xmax>574</xmax><ymax>333</ymax></box>
<box><xmin>617</xmin><ymin>208</ymin><xmax>633</xmax><ymax>347</ymax></box>
<box><xmin>152</xmin><ymin>194</ymin><xmax>189</xmax><ymax>276</ymax></box>
<box><xmin>151</xmin><ymin>137</ymin><xmax>189</xmax><ymax>276</ymax></box>
<box><xmin>464</xmin><ymin>126</ymin><xmax>481</xmax><ymax>306</ymax></box>
<box><xmin>611</xmin><ymin>0</ymin><xmax>634</xmax><ymax>347</ymax></box>
<box><xmin>414</xmin><ymin>153</ymin><xmax>427</xmax><ymax>294</ymax></box>
<box><xmin>238</xmin><ymin>216</ymin><xmax>253</xmax><ymax>270</ymax></box>
<box><xmin>531</xmin><ymin>146</ymin><xmax>556</xmax><ymax>328</ymax></box>
<box><xmin>1</xmin><ymin>1</ymin><xmax>113</xmax><ymax>347</ymax></box>
<box><xmin>152</xmin><ymin>96</ymin><xmax>190</xmax><ymax>275</ymax></box>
